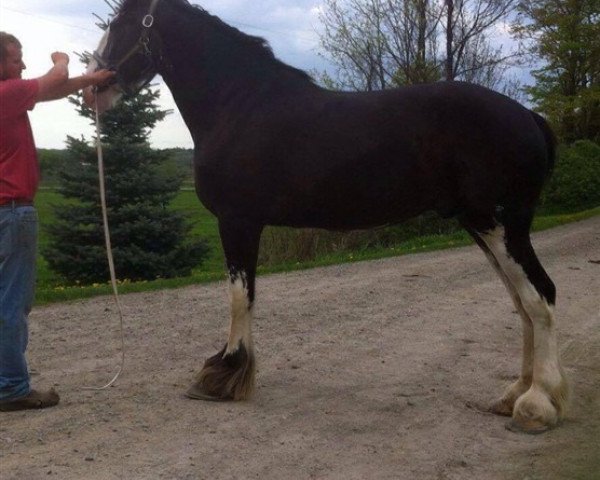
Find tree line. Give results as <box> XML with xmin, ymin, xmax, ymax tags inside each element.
<box><xmin>38</xmin><ymin>147</ymin><xmax>194</xmax><ymax>186</ymax></box>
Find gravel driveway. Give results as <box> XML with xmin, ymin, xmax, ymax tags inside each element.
<box><xmin>1</xmin><ymin>216</ymin><xmax>599</xmax><ymax>480</ymax></box>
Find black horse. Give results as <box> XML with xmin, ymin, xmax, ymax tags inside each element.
<box><xmin>87</xmin><ymin>0</ymin><xmax>569</xmax><ymax>433</ymax></box>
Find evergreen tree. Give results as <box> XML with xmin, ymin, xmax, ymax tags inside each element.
<box><xmin>44</xmin><ymin>87</ymin><xmax>210</xmax><ymax>284</ymax></box>
<box><xmin>513</xmin><ymin>0</ymin><xmax>600</xmax><ymax>143</ymax></box>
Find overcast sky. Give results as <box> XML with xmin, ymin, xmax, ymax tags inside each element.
<box><xmin>1</xmin><ymin>0</ymin><xmax>330</xmax><ymax>149</ymax></box>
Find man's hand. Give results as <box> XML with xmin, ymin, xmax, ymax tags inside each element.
<box><xmin>37</xmin><ymin>52</ymin><xmax>70</xmax><ymax>101</ymax></box>
<box><xmin>87</xmin><ymin>69</ymin><xmax>116</xmax><ymax>87</ymax></box>
<box><xmin>50</xmin><ymin>52</ymin><xmax>70</xmax><ymax>65</ymax></box>
<box><xmin>82</xmin><ymin>70</ymin><xmax>117</xmax><ymax>111</ymax></box>
<box><xmin>82</xmin><ymin>86</ymin><xmax>95</xmax><ymax>108</ymax></box>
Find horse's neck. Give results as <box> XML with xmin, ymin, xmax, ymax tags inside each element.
<box><xmin>157</xmin><ymin>15</ymin><xmax>314</xmax><ymax>139</ymax></box>
<box><xmin>158</xmin><ymin>60</ymin><xmax>215</xmax><ymax>137</ymax></box>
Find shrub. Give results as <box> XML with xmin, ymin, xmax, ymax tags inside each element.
<box><xmin>541</xmin><ymin>140</ymin><xmax>600</xmax><ymax>213</ymax></box>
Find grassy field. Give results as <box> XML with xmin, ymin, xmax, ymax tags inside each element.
<box><xmin>34</xmin><ymin>188</ymin><xmax>600</xmax><ymax>304</ymax></box>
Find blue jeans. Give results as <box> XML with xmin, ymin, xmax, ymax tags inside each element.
<box><xmin>0</xmin><ymin>205</ymin><xmax>37</xmax><ymax>401</ymax></box>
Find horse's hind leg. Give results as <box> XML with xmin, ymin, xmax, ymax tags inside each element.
<box><xmin>462</xmin><ymin>212</ymin><xmax>569</xmax><ymax>432</ymax></box>
<box><xmin>463</xmin><ymin>223</ymin><xmax>534</xmax><ymax>416</ymax></box>
<box><xmin>186</xmin><ymin>219</ymin><xmax>262</xmax><ymax>401</ymax></box>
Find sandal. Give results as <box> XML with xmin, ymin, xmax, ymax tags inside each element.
<box><xmin>0</xmin><ymin>388</ymin><xmax>60</xmax><ymax>412</ymax></box>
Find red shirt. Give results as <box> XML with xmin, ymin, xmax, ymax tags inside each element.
<box><xmin>0</xmin><ymin>79</ymin><xmax>40</xmax><ymax>204</ymax></box>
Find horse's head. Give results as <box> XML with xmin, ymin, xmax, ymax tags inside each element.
<box><xmin>84</xmin><ymin>0</ymin><xmax>162</xmax><ymax>112</ymax></box>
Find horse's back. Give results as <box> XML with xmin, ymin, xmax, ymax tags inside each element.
<box><xmin>195</xmin><ymin>81</ymin><xmax>552</xmax><ymax>228</ymax></box>
<box><xmin>311</xmin><ymin>82</ymin><xmax>552</xmax><ymax>220</ymax></box>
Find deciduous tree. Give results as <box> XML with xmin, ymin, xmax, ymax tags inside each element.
<box><xmin>318</xmin><ymin>0</ymin><xmax>518</xmax><ymax>92</ymax></box>
<box><xmin>513</xmin><ymin>0</ymin><xmax>600</xmax><ymax>142</ymax></box>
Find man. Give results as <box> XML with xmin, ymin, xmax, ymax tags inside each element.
<box><xmin>0</xmin><ymin>32</ymin><xmax>114</xmax><ymax>411</ymax></box>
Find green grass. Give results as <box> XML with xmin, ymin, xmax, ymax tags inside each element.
<box><xmin>167</xmin><ymin>187</ymin><xmax>224</xmax><ymax>272</ymax></box>
<box><xmin>34</xmin><ymin>188</ymin><xmax>600</xmax><ymax>305</ymax></box>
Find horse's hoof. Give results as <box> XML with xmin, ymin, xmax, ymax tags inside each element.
<box><xmin>185</xmin><ymin>383</ymin><xmax>232</xmax><ymax>402</ymax></box>
<box><xmin>508</xmin><ymin>387</ymin><xmax>559</xmax><ymax>434</ymax></box>
<box><xmin>505</xmin><ymin>419</ymin><xmax>551</xmax><ymax>435</ymax></box>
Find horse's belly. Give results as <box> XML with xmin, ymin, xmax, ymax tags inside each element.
<box><xmin>195</xmin><ymin>153</ymin><xmax>451</xmax><ymax>229</ymax></box>
<box><xmin>270</xmin><ymin>174</ymin><xmax>438</xmax><ymax>229</ymax></box>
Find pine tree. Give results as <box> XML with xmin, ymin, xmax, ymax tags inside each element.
<box><xmin>44</xmin><ymin>87</ymin><xmax>210</xmax><ymax>284</ymax></box>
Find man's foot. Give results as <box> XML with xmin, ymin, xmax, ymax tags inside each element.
<box><xmin>0</xmin><ymin>388</ymin><xmax>60</xmax><ymax>412</ymax></box>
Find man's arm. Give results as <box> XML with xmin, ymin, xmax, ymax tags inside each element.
<box><xmin>39</xmin><ymin>70</ymin><xmax>115</xmax><ymax>102</ymax></box>
<box><xmin>35</xmin><ymin>52</ymin><xmax>69</xmax><ymax>102</ymax></box>
<box><xmin>36</xmin><ymin>51</ymin><xmax>115</xmax><ymax>102</ymax></box>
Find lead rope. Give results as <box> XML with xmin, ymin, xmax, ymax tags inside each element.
<box><xmin>82</xmin><ymin>94</ymin><xmax>126</xmax><ymax>390</ymax></box>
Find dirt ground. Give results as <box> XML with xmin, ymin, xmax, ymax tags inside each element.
<box><xmin>1</xmin><ymin>216</ymin><xmax>599</xmax><ymax>480</ymax></box>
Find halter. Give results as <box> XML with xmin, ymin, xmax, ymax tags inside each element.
<box><xmin>93</xmin><ymin>0</ymin><xmax>163</xmax><ymax>95</ymax></box>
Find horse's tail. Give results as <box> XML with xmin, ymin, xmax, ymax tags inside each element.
<box><xmin>530</xmin><ymin>110</ymin><xmax>557</xmax><ymax>180</ymax></box>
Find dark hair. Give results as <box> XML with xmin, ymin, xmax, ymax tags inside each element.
<box><xmin>0</xmin><ymin>32</ymin><xmax>21</xmax><ymax>63</ymax></box>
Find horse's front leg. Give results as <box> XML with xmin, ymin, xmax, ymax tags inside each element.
<box><xmin>187</xmin><ymin>219</ymin><xmax>263</xmax><ymax>401</ymax></box>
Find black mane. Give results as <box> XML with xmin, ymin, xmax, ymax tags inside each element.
<box><xmin>119</xmin><ymin>0</ymin><xmax>313</xmax><ymax>83</ymax></box>
<box><xmin>185</xmin><ymin>1</ymin><xmax>314</xmax><ymax>83</ymax></box>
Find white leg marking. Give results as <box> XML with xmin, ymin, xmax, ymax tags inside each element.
<box><xmin>225</xmin><ymin>272</ymin><xmax>253</xmax><ymax>355</ymax></box>
<box><xmin>87</xmin><ymin>28</ymin><xmax>122</xmax><ymax>112</ymax></box>
<box><xmin>479</xmin><ymin>244</ymin><xmax>534</xmax><ymax>385</ymax></box>
<box><xmin>480</xmin><ymin>226</ymin><xmax>567</xmax><ymax>425</ymax></box>
<box><xmin>475</xmin><ymin>240</ymin><xmax>534</xmax><ymax>414</ymax></box>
